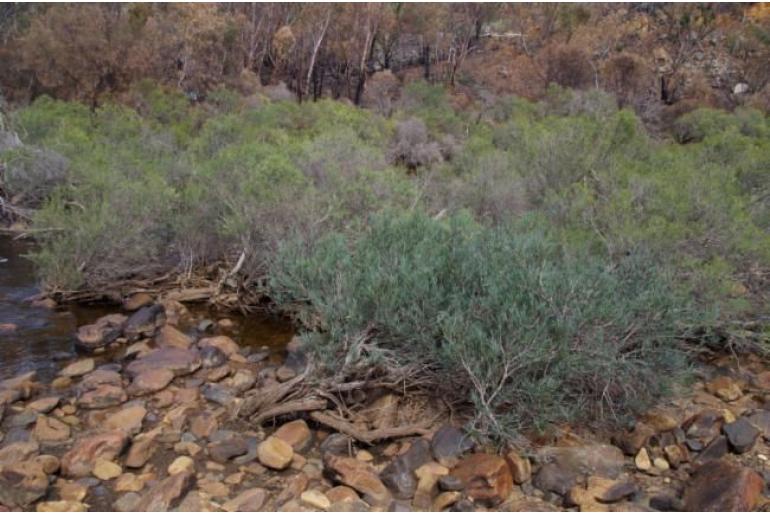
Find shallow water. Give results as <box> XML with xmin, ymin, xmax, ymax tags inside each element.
<box><xmin>0</xmin><ymin>235</ymin><xmax>294</xmax><ymax>383</ymax></box>
<box><xmin>0</xmin><ymin>236</ymin><xmax>111</xmax><ymax>382</ymax></box>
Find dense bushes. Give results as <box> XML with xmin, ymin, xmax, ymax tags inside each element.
<box><xmin>271</xmin><ymin>211</ymin><xmax>693</xmax><ymax>437</ymax></box>
<box><xmin>1</xmin><ymin>82</ymin><xmax>768</xmax><ymax>440</ymax></box>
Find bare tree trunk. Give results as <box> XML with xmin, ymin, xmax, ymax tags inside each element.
<box><xmin>354</xmin><ymin>18</ymin><xmax>378</xmax><ymax>106</ymax></box>
<box><xmin>305</xmin><ymin>9</ymin><xmax>331</xmax><ymax>100</ymax></box>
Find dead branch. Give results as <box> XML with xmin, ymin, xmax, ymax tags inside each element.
<box><xmin>310</xmin><ymin>410</ymin><xmax>434</xmax><ymax>445</ymax></box>
<box><xmin>250</xmin><ymin>398</ymin><xmax>327</xmax><ymax>425</ymax></box>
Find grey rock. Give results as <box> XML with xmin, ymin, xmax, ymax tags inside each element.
<box><xmin>724</xmin><ymin>417</ymin><xmax>759</xmax><ymax>454</ymax></box>
<box><xmin>431</xmin><ymin>425</ymin><xmax>473</xmax><ymax>464</ymax></box>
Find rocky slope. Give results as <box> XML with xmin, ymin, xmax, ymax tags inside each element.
<box><xmin>0</xmin><ymin>297</ymin><xmax>769</xmax><ymax>512</ymax></box>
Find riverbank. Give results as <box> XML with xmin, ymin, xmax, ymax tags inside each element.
<box><xmin>1</xmin><ymin>296</ymin><xmax>770</xmax><ymax>511</ymax></box>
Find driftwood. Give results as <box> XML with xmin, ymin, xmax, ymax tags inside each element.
<box><xmin>310</xmin><ymin>410</ymin><xmax>433</xmax><ymax>444</ymax></box>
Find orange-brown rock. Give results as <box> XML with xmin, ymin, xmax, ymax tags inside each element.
<box><xmin>451</xmin><ymin>453</ymin><xmax>513</xmax><ymax>505</ymax></box>
<box><xmin>683</xmin><ymin>460</ymin><xmax>763</xmax><ymax>511</ymax></box>
<box><xmin>324</xmin><ymin>454</ymin><xmax>391</xmax><ymax>506</ymax></box>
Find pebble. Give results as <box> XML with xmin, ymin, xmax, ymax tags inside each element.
<box><xmin>92</xmin><ymin>459</ymin><xmax>122</xmax><ymax>480</ymax></box>
<box><xmin>168</xmin><ymin>456</ymin><xmax>194</xmax><ymax>475</ymax></box>
<box><xmin>301</xmin><ymin>489</ymin><xmax>331</xmax><ymax>510</ymax></box>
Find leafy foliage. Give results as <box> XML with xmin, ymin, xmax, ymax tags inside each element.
<box><xmin>271</xmin><ymin>211</ymin><xmax>694</xmax><ymax>437</ymax></box>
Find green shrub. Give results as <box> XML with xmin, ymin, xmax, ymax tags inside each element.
<box><xmin>270</xmin><ymin>211</ymin><xmax>695</xmax><ymax>440</ymax></box>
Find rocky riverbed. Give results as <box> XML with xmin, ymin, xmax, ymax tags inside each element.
<box><xmin>1</xmin><ymin>295</ymin><xmax>770</xmax><ymax>512</ymax></box>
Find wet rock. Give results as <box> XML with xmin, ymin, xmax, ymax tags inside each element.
<box><xmin>200</xmin><ymin>346</ymin><xmax>227</xmax><ymax>368</ymax></box>
<box><xmin>125</xmin><ymin>427</ymin><xmax>161</xmax><ymax>468</ymax></box>
<box><xmin>431</xmin><ymin>425</ymin><xmax>474</xmax><ymax>466</ymax></box>
<box><xmin>61</xmin><ymin>430</ymin><xmax>128</xmax><ymax>477</ymax></box>
<box><xmin>36</xmin><ymin>500</ymin><xmax>87</xmax><ymax>512</ymax></box>
<box><xmin>198</xmin><ymin>336</ymin><xmax>240</xmax><ymax>357</ymax></box>
<box><xmin>80</xmin><ymin>369</ymin><xmax>122</xmax><ymax>391</ymax></box>
<box><xmin>693</xmin><ymin>435</ymin><xmax>729</xmax><ymax>465</ymax></box>
<box><xmin>320</xmin><ymin>432</ymin><xmax>353</xmax><ymax>456</ymax></box>
<box><xmin>78</xmin><ymin>384</ymin><xmax>126</xmax><ymax>409</ymax></box>
<box><xmin>33</xmin><ymin>415</ymin><xmax>71</xmax><ymax>442</ymax></box>
<box><xmin>257</xmin><ymin>436</ymin><xmax>293</xmax><ymax>469</ymax></box>
<box><xmin>123</xmin><ymin>292</ymin><xmax>153</xmax><ymax>311</ymax></box>
<box><xmin>504</xmin><ymin>449</ymin><xmax>532</xmax><ymax>484</ymax></box>
<box><xmin>0</xmin><ymin>461</ymin><xmax>49</xmax><ymax>508</ymax></box>
<box><xmin>325</xmin><ymin>454</ymin><xmax>392</xmax><ymax>505</ymax></box>
<box><xmin>380</xmin><ymin>439</ymin><xmax>432</xmax><ymax>499</ymax></box>
<box><xmin>706</xmin><ymin>376</ymin><xmax>742</xmax><ymax>402</ymax></box>
<box><xmin>123</xmin><ymin>304</ymin><xmax>164</xmax><ymax>341</ymax></box>
<box><xmin>92</xmin><ymin>458</ymin><xmax>122</xmax><ymax>480</ymax></box>
<box><xmin>126</xmin><ymin>347</ymin><xmax>201</xmax><ymax>378</ymax></box>
<box><xmin>683</xmin><ymin>459</ymin><xmax>764</xmax><ymax>511</ymax></box>
<box><xmin>202</xmin><ymin>383</ymin><xmax>234</xmax><ymax>406</ymax></box>
<box><xmin>128</xmin><ymin>369</ymin><xmax>174</xmax><ymax>396</ymax></box>
<box><xmin>59</xmin><ymin>358</ymin><xmax>95</xmax><ymax>378</ymax></box>
<box><xmin>209</xmin><ymin>436</ymin><xmax>248</xmax><ymax>463</ymax></box>
<box><xmin>274</xmin><ymin>419</ymin><xmax>312</xmax><ymax>452</ymax></box>
<box><xmin>155</xmin><ymin>324</ymin><xmax>193</xmax><ymax>349</ymax></box>
<box><xmin>301</xmin><ymin>489</ymin><xmax>331</xmax><ymax>510</ymax></box>
<box><xmin>134</xmin><ymin>469</ymin><xmax>195</xmax><ymax>511</ymax></box>
<box><xmin>724</xmin><ymin>417</ymin><xmax>760</xmax><ymax>454</ymax></box>
<box><xmin>451</xmin><ymin>453</ymin><xmax>512</xmax><ymax>506</ymax></box>
<box><xmin>27</xmin><ymin>396</ymin><xmax>60</xmax><ymax>414</ymax></box>
<box><xmin>75</xmin><ymin>314</ymin><xmax>126</xmax><ymax>351</ymax></box>
<box><xmin>113</xmin><ymin>492</ymin><xmax>141</xmax><ymax>512</ymax></box>
<box><xmin>104</xmin><ymin>404</ymin><xmax>146</xmax><ymax>435</ymax></box>
<box><xmin>223</xmin><ymin>487</ymin><xmax>267</xmax><ymax>511</ymax></box>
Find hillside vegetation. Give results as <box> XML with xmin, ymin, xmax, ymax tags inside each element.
<box><xmin>2</xmin><ymin>80</ymin><xmax>768</xmax><ymax>439</ymax></box>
